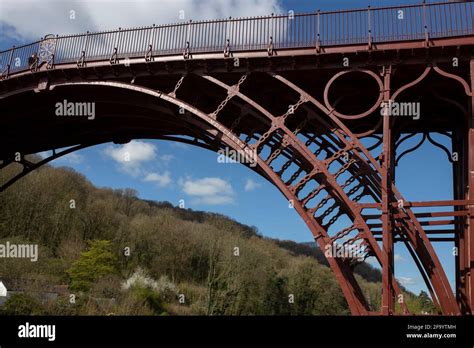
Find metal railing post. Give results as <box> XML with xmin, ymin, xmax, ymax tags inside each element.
<box><xmin>267</xmin><ymin>13</ymin><xmax>274</xmax><ymax>56</ymax></box>
<box><xmin>423</xmin><ymin>0</ymin><xmax>429</xmax><ymax>47</ymax></box>
<box><xmin>224</xmin><ymin>16</ymin><xmax>232</xmax><ymax>57</ymax></box>
<box><xmin>110</xmin><ymin>27</ymin><xmax>121</xmax><ymax>64</ymax></box>
<box><xmin>316</xmin><ymin>9</ymin><xmax>321</xmax><ymax>53</ymax></box>
<box><xmin>368</xmin><ymin>6</ymin><xmax>372</xmax><ymax>50</ymax></box>
<box><xmin>77</xmin><ymin>31</ymin><xmax>89</xmax><ymax>67</ymax></box>
<box><xmin>183</xmin><ymin>20</ymin><xmax>192</xmax><ymax>59</ymax></box>
<box><xmin>145</xmin><ymin>24</ymin><xmax>155</xmax><ymax>61</ymax></box>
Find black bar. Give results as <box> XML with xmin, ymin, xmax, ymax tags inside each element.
<box><xmin>0</xmin><ymin>315</ymin><xmax>472</xmax><ymax>346</ymax></box>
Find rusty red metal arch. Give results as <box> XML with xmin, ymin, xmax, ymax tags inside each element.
<box><xmin>0</xmin><ymin>71</ymin><xmax>462</xmax><ymax>315</ymax></box>
<box><xmin>270</xmin><ymin>73</ymin><xmax>461</xmax><ymax>315</ymax></box>
<box><xmin>201</xmin><ymin>73</ymin><xmax>412</xmax><ymax>312</ymax></box>
<box><xmin>50</xmin><ymin>75</ymin><xmax>461</xmax><ymax>315</ymax></box>
<box><xmin>0</xmin><ymin>1</ymin><xmax>471</xmax><ymax>317</ymax></box>
<box><xmin>219</xmin><ymin>62</ymin><xmax>466</xmax><ymax>315</ymax></box>
<box><xmin>3</xmin><ymin>79</ymin><xmax>375</xmax><ymax>314</ymax></box>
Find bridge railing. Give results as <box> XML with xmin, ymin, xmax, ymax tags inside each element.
<box><xmin>0</xmin><ymin>1</ymin><xmax>472</xmax><ymax>78</ymax></box>
<box><xmin>1</xmin><ymin>41</ymin><xmax>41</xmax><ymax>75</ymax></box>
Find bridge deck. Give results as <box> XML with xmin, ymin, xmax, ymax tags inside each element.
<box><xmin>0</xmin><ymin>1</ymin><xmax>473</xmax><ymax>79</ymax></box>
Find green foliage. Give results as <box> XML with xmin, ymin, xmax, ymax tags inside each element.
<box><xmin>1</xmin><ymin>293</ymin><xmax>45</xmax><ymax>315</ymax></box>
<box><xmin>50</xmin><ymin>297</ymin><xmax>80</xmax><ymax>316</ymax></box>
<box><xmin>129</xmin><ymin>286</ymin><xmax>166</xmax><ymax>315</ymax></box>
<box><xmin>67</xmin><ymin>240</ymin><xmax>117</xmax><ymax>292</ymax></box>
<box><xmin>261</xmin><ymin>272</ymin><xmax>290</xmax><ymax>315</ymax></box>
<box><xmin>400</xmin><ymin>290</ymin><xmax>438</xmax><ymax>315</ymax></box>
<box><xmin>0</xmin><ymin>163</ymin><xmax>437</xmax><ymax>315</ymax></box>
<box><xmin>418</xmin><ymin>290</ymin><xmax>437</xmax><ymax>313</ymax></box>
<box><xmin>287</xmin><ymin>261</ymin><xmax>318</xmax><ymax>315</ymax></box>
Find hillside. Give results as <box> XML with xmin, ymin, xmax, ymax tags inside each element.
<box><xmin>0</xmin><ymin>159</ymin><xmax>436</xmax><ymax>315</ymax></box>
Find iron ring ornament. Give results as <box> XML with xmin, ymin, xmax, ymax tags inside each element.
<box><xmin>38</xmin><ymin>34</ymin><xmax>57</xmax><ymax>69</ymax></box>
<box><xmin>323</xmin><ymin>69</ymin><xmax>384</xmax><ymax>120</ymax></box>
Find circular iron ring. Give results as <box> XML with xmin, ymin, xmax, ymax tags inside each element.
<box><xmin>323</xmin><ymin>69</ymin><xmax>384</xmax><ymax>120</ymax></box>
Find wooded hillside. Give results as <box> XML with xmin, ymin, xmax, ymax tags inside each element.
<box><xmin>0</xmin><ymin>160</ymin><xmax>436</xmax><ymax>315</ymax></box>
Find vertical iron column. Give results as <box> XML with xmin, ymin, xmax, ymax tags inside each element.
<box><xmin>467</xmin><ymin>58</ymin><xmax>474</xmax><ymax>314</ymax></box>
<box><xmin>381</xmin><ymin>66</ymin><xmax>395</xmax><ymax>315</ymax></box>
<box><xmin>453</xmin><ymin>124</ymin><xmax>465</xmax><ymax>312</ymax></box>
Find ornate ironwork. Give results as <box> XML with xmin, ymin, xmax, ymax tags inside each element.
<box><xmin>38</xmin><ymin>34</ymin><xmax>56</xmax><ymax>69</ymax></box>
<box><xmin>0</xmin><ymin>1</ymin><xmax>473</xmax><ymax>317</ymax></box>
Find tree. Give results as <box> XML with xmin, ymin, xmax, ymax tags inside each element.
<box><xmin>260</xmin><ymin>272</ymin><xmax>290</xmax><ymax>315</ymax></box>
<box><xmin>67</xmin><ymin>240</ymin><xmax>117</xmax><ymax>292</ymax></box>
<box><xmin>1</xmin><ymin>293</ymin><xmax>45</xmax><ymax>315</ymax></box>
<box><xmin>204</xmin><ymin>237</ymin><xmax>245</xmax><ymax>315</ymax></box>
<box><xmin>418</xmin><ymin>290</ymin><xmax>437</xmax><ymax>314</ymax></box>
<box><xmin>287</xmin><ymin>261</ymin><xmax>318</xmax><ymax>315</ymax></box>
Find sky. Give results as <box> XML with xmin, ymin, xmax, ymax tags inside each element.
<box><xmin>0</xmin><ymin>0</ymin><xmax>461</xmax><ymax>295</ymax></box>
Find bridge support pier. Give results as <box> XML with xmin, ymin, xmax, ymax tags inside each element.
<box><xmin>465</xmin><ymin>58</ymin><xmax>474</xmax><ymax>314</ymax></box>
<box><xmin>459</xmin><ymin>57</ymin><xmax>474</xmax><ymax>315</ymax></box>
<box><xmin>381</xmin><ymin>66</ymin><xmax>395</xmax><ymax>315</ymax></box>
<box><xmin>454</xmin><ymin>122</ymin><xmax>465</xmax><ymax>313</ymax></box>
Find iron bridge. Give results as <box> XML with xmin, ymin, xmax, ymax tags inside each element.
<box><xmin>0</xmin><ymin>1</ymin><xmax>474</xmax><ymax>315</ymax></box>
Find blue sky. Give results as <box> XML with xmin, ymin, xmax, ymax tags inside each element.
<box><xmin>0</xmin><ymin>0</ymin><xmax>459</xmax><ymax>295</ymax></box>
<box><xmin>38</xmin><ymin>134</ymin><xmax>455</xmax><ymax>295</ymax></box>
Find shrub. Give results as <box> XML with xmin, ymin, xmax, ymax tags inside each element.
<box><xmin>129</xmin><ymin>286</ymin><xmax>166</xmax><ymax>315</ymax></box>
<box><xmin>67</xmin><ymin>240</ymin><xmax>117</xmax><ymax>292</ymax></box>
<box><xmin>1</xmin><ymin>293</ymin><xmax>45</xmax><ymax>315</ymax></box>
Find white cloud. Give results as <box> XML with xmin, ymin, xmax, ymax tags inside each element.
<box><xmin>244</xmin><ymin>178</ymin><xmax>261</xmax><ymax>192</ymax></box>
<box><xmin>397</xmin><ymin>276</ymin><xmax>417</xmax><ymax>286</ymax></box>
<box><xmin>144</xmin><ymin>171</ymin><xmax>172</xmax><ymax>187</ymax></box>
<box><xmin>0</xmin><ymin>0</ymin><xmax>283</xmax><ymax>41</ymax></box>
<box><xmin>180</xmin><ymin>177</ymin><xmax>234</xmax><ymax>205</ymax></box>
<box><xmin>102</xmin><ymin>141</ymin><xmax>174</xmax><ymax>187</ymax></box>
<box><xmin>103</xmin><ymin>140</ymin><xmax>156</xmax><ymax>176</ymax></box>
<box><xmin>104</xmin><ymin>140</ymin><xmax>156</xmax><ymax>164</ymax></box>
